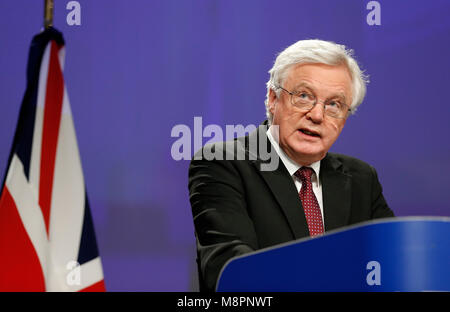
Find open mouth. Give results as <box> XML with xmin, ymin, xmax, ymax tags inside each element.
<box><xmin>299</xmin><ymin>128</ymin><xmax>320</xmax><ymax>137</ymax></box>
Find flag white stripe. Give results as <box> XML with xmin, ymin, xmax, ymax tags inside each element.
<box><xmin>47</xmin><ymin>86</ymin><xmax>86</xmax><ymax>290</ymax></box>
<box><xmin>47</xmin><ymin>256</ymin><xmax>104</xmax><ymax>292</ymax></box>
<box><xmin>66</xmin><ymin>257</ymin><xmax>104</xmax><ymax>292</ymax></box>
<box><xmin>78</xmin><ymin>257</ymin><xmax>104</xmax><ymax>291</ymax></box>
<box><xmin>58</xmin><ymin>47</ymin><xmax>65</xmax><ymax>72</ymax></box>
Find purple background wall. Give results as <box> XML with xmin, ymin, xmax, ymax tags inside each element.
<box><xmin>1</xmin><ymin>0</ymin><xmax>449</xmax><ymax>291</ymax></box>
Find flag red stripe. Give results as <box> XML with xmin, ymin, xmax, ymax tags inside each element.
<box><xmin>79</xmin><ymin>279</ymin><xmax>106</xmax><ymax>292</ymax></box>
<box><xmin>39</xmin><ymin>41</ymin><xmax>64</xmax><ymax>235</ymax></box>
<box><xmin>0</xmin><ymin>186</ymin><xmax>46</xmax><ymax>291</ymax></box>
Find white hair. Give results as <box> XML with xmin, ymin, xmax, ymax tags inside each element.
<box><xmin>265</xmin><ymin>39</ymin><xmax>369</xmax><ymax>124</ymax></box>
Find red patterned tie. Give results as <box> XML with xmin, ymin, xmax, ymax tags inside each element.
<box><xmin>295</xmin><ymin>167</ymin><xmax>324</xmax><ymax>236</ymax></box>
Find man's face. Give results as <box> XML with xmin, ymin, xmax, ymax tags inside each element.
<box><xmin>268</xmin><ymin>63</ymin><xmax>352</xmax><ymax>166</ymax></box>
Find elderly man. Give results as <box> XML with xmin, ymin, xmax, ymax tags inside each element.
<box><xmin>188</xmin><ymin>39</ymin><xmax>394</xmax><ymax>292</ymax></box>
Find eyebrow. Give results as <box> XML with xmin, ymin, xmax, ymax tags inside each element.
<box><xmin>293</xmin><ymin>82</ymin><xmax>347</xmax><ymax>102</ymax></box>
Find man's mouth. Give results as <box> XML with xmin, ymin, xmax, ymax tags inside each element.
<box><xmin>298</xmin><ymin>128</ymin><xmax>321</xmax><ymax>137</ymax></box>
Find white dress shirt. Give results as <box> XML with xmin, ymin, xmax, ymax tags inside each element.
<box><xmin>266</xmin><ymin>126</ymin><xmax>325</xmax><ymax>225</ymax></box>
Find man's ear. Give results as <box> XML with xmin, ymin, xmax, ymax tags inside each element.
<box><xmin>268</xmin><ymin>89</ymin><xmax>277</xmax><ymax>115</ymax></box>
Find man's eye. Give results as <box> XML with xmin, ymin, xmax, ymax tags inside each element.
<box><xmin>298</xmin><ymin>92</ymin><xmax>311</xmax><ymax>100</ymax></box>
<box><xmin>327</xmin><ymin>101</ymin><xmax>342</xmax><ymax>109</ymax></box>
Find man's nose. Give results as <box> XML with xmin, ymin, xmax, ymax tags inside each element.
<box><xmin>306</xmin><ymin>102</ymin><xmax>325</xmax><ymax>123</ymax></box>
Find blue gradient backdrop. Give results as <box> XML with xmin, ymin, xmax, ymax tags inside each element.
<box><xmin>1</xmin><ymin>0</ymin><xmax>449</xmax><ymax>291</ymax></box>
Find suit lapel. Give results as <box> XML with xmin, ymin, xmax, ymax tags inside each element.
<box><xmin>248</xmin><ymin>124</ymin><xmax>309</xmax><ymax>239</ymax></box>
<box><xmin>320</xmin><ymin>154</ymin><xmax>352</xmax><ymax>231</ymax></box>
<box><xmin>256</xmin><ymin>160</ymin><xmax>310</xmax><ymax>239</ymax></box>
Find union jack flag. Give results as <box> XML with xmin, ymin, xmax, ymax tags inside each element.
<box><xmin>0</xmin><ymin>28</ymin><xmax>105</xmax><ymax>291</ymax></box>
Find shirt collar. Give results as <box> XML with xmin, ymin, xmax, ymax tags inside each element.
<box><xmin>267</xmin><ymin>125</ymin><xmax>321</xmax><ymax>182</ymax></box>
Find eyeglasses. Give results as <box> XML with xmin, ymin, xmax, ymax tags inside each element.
<box><xmin>276</xmin><ymin>86</ymin><xmax>351</xmax><ymax>119</ymax></box>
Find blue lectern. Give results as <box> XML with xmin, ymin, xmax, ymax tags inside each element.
<box><xmin>216</xmin><ymin>217</ymin><xmax>450</xmax><ymax>291</ymax></box>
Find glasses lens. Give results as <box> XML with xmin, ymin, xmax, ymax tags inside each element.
<box><xmin>292</xmin><ymin>91</ymin><xmax>315</xmax><ymax>110</ymax></box>
<box><xmin>325</xmin><ymin>100</ymin><xmax>348</xmax><ymax>118</ymax></box>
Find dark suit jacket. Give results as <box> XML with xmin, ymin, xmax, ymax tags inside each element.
<box><xmin>188</xmin><ymin>121</ymin><xmax>394</xmax><ymax>291</ymax></box>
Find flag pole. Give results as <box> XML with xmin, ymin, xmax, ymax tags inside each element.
<box><xmin>44</xmin><ymin>0</ymin><xmax>54</xmax><ymax>29</ymax></box>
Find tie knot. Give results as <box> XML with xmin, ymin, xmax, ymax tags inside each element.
<box><xmin>295</xmin><ymin>167</ymin><xmax>314</xmax><ymax>182</ymax></box>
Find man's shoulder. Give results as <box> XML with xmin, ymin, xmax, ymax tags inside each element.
<box><xmin>191</xmin><ymin>137</ymin><xmax>249</xmax><ymax>161</ymax></box>
<box><xmin>191</xmin><ymin>123</ymin><xmax>269</xmax><ymax>162</ymax></box>
<box><xmin>325</xmin><ymin>152</ymin><xmax>375</xmax><ymax>176</ymax></box>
